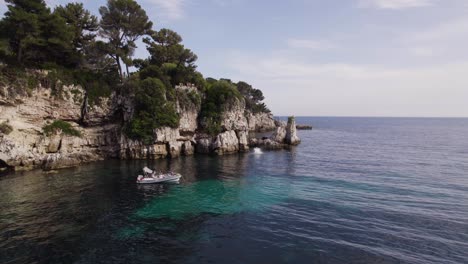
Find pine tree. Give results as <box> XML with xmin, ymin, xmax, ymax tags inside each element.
<box><xmin>99</xmin><ymin>0</ymin><xmax>153</xmax><ymax>80</ymax></box>
<box><xmin>0</xmin><ymin>0</ymin><xmax>73</xmax><ymax>67</ymax></box>
<box><xmin>54</xmin><ymin>3</ymin><xmax>99</xmax><ymax>67</ymax></box>
<box><xmin>1</xmin><ymin>0</ymin><xmax>49</xmax><ymax>64</ymax></box>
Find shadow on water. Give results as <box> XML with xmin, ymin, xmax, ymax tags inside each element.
<box><xmin>0</xmin><ymin>151</ymin><xmax>299</xmax><ymax>264</ymax></box>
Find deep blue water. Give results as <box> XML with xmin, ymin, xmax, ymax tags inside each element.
<box><xmin>1</xmin><ymin>117</ymin><xmax>468</xmax><ymax>264</ymax></box>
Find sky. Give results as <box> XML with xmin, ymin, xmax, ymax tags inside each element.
<box><xmin>2</xmin><ymin>0</ymin><xmax>468</xmax><ymax>117</ymax></box>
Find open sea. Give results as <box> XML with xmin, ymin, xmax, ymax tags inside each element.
<box><xmin>1</xmin><ymin>117</ymin><xmax>468</xmax><ymax>264</ymax></box>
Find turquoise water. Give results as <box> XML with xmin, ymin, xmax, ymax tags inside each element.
<box><xmin>1</xmin><ymin>117</ymin><xmax>468</xmax><ymax>263</ymax></box>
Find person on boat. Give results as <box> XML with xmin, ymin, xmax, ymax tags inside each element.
<box><xmin>143</xmin><ymin>167</ymin><xmax>153</xmax><ymax>178</ymax></box>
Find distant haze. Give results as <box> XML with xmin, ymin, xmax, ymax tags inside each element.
<box><xmin>2</xmin><ymin>0</ymin><xmax>468</xmax><ymax>117</ymax></box>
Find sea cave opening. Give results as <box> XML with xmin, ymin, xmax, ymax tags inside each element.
<box><xmin>0</xmin><ymin>159</ymin><xmax>12</xmax><ymax>175</ymax></box>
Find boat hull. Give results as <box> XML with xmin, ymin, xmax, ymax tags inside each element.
<box><xmin>136</xmin><ymin>174</ymin><xmax>181</xmax><ymax>184</ymax></box>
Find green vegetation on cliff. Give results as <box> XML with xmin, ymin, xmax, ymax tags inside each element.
<box><xmin>0</xmin><ymin>121</ymin><xmax>13</xmax><ymax>135</ymax></box>
<box><xmin>0</xmin><ymin>0</ymin><xmax>272</xmax><ymax>142</ymax></box>
<box><xmin>43</xmin><ymin>120</ymin><xmax>81</xmax><ymax>137</ymax></box>
<box><xmin>200</xmin><ymin>80</ymin><xmax>242</xmax><ymax>135</ymax></box>
<box><xmin>125</xmin><ymin>78</ymin><xmax>179</xmax><ymax>144</ymax></box>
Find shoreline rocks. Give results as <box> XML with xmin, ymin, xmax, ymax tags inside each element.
<box><xmin>296</xmin><ymin>125</ymin><xmax>312</xmax><ymax>130</ymax></box>
<box><xmin>0</xmin><ymin>83</ymin><xmax>301</xmax><ymax>172</ymax></box>
<box><xmin>248</xmin><ymin>116</ymin><xmax>301</xmax><ymax>149</ymax></box>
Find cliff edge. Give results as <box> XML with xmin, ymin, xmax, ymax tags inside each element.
<box><xmin>0</xmin><ymin>81</ymin><xmax>299</xmax><ymax>172</ymax></box>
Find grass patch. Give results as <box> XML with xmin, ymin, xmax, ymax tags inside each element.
<box><xmin>43</xmin><ymin>120</ymin><xmax>81</xmax><ymax>137</ymax></box>
<box><xmin>0</xmin><ymin>122</ymin><xmax>13</xmax><ymax>135</ymax></box>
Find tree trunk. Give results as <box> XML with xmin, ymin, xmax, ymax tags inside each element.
<box><xmin>17</xmin><ymin>40</ymin><xmax>23</xmax><ymax>64</ymax></box>
<box><xmin>115</xmin><ymin>55</ymin><xmax>123</xmax><ymax>81</ymax></box>
<box><xmin>126</xmin><ymin>63</ymin><xmax>130</xmax><ymax>78</ymax></box>
<box><xmin>80</xmin><ymin>91</ymin><xmax>89</xmax><ymax>125</ymax></box>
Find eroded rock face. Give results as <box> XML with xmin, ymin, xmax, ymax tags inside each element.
<box><xmin>249</xmin><ymin>138</ymin><xmax>285</xmax><ymax>150</ymax></box>
<box><xmin>270</xmin><ymin>126</ymin><xmax>287</xmax><ymax>143</ymax></box>
<box><xmin>286</xmin><ymin>117</ymin><xmax>301</xmax><ymax>145</ymax></box>
<box><xmin>249</xmin><ymin>117</ymin><xmax>301</xmax><ymax>150</ymax></box>
<box><xmin>247</xmin><ymin>112</ymin><xmax>276</xmax><ymax>132</ymax></box>
<box><xmin>0</xmin><ymin>125</ymin><xmax>120</xmax><ymax>170</ymax></box>
<box><xmin>0</xmin><ymin>85</ymin><xmax>84</xmax><ymax>125</ymax></box>
<box><xmin>0</xmin><ymin>83</ymin><xmax>110</xmax><ymax>170</ymax></box>
<box><xmin>178</xmin><ymin>107</ymin><xmax>198</xmax><ymax>132</ymax></box>
<box><xmin>167</xmin><ymin>141</ymin><xmax>182</xmax><ymax>158</ymax></box>
<box><xmin>42</xmin><ymin>152</ymin><xmax>102</xmax><ymax>171</ymax></box>
<box><xmin>213</xmin><ymin>130</ymin><xmax>239</xmax><ymax>155</ymax></box>
<box><xmin>237</xmin><ymin>130</ymin><xmax>249</xmax><ymax>152</ymax></box>
<box><xmin>221</xmin><ymin>98</ymin><xmax>249</xmax><ymax>131</ymax></box>
<box><xmin>195</xmin><ymin>137</ymin><xmax>213</xmax><ymax>154</ymax></box>
<box><xmin>182</xmin><ymin>141</ymin><xmax>195</xmax><ymax>156</ymax></box>
<box><xmin>47</xmin><ymin>135</ymin><xmax>62</xmax><ymax>153</ymax></box>
<box><xmin>0</xmin><ymin>78</ymin><xmax>296</xmax><ymax>171</ymax></box>
<box><xmin>83</xmin><ymin>95</ymin><xmax>117</xmax><ymax>126</ymax></box>
<box><xmin>176</xmin><ymin>85</ymin><xmax>200</xmax><ymax>133</ymax></box>
<box><xmin>154</xmin><ymin>127</ymin><xmax>180</xmax><ymax>142</ymax></box>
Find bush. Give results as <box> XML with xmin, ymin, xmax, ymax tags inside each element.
<box><xmin>125</xmin><ymin>78</ymin><xmax>180</xmax><ymax>143</ymax></box>
<box><xmin>43</xmin><ymin>120</ymin><xmax>81</xmax><ymax>137</ymax></box>
<box><xmin>177</xmin><ymin>89</ymin><xmax>201</xmax><ymax>109</ymax></box>
<box><xmin>199</xmin><ymin>80</ymin><xmax>241</xmax><ymax>135</ymax></box>
<box><xmin>0</xmin><ymin>122</ymin><xmax>13</xmax><ymax>135</ymax></box>
<box><xmin>73</xmin><ymin>69</ymin><xmax>116</xmax><ymax>105</ymax></box>
<box><xmin>0</xmin><ymin>66</ymin><xmax>42</xmax><ymax>98</ymax></box>
<box><xmin>125</xmin><ymin>112</ymin><xmax>156</xmax><ymax>144</ymax></box>
<box><xmin>236</xmin><ymin>81</ymin><xmax>270</xmax><ymax>114</ymax></box>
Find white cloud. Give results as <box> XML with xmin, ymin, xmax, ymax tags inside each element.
<box><xmin>358</xmin><ymin>0</ymin><xmax>433</xmax><ymax>9</ymax></box>
<box><xmin>224</xmin><ymin>51</ymin><xmax>468</xmax><ymax>117</ymax></box>
<box><xmin>409</xmin><ymin>47</ymin><xmax>434</xmax><ymax>57</ymax></box>
<box><xmin>409</xmin><ymin>18</ymin><xmax>468</xmax><ymax>42</ymax></box>
<box><xmin>287</xmin><ymin>38</ymin><xmax>336</xmax><ymax>50</ymax></box>
<box><xmin>402</xmin><ymin>17</ymin><xmax>468</xmax><ymax>57</ymax></box>
<box><xmin>144</xmin><ymin>0</ymin><xmax>186</xmax><ymax>20</ymax></box>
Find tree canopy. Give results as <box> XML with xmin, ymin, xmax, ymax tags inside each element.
<box><xmin>0</xmin><ymin>0</ymin><xmax>73</xmax><ymax>66</ymax></box>
<box><xmin>99</xmin><ymin>0</ymin><xmax>152</xmax><ymax>80</ymax></box>
<box><xmin>0</xmin><ymin>0</ymin><xmax>272</xmax><ymax>142</ymax></box>
<box><xmin>54</xmin><ymin>2</ymin><xmax>99</xmax><ymax>67</ymax></box>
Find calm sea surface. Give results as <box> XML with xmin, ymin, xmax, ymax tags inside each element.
<box><xmin>1</xmin><ymin>117</ymin><xmax>468</xmax><ymax>264</ymax></box>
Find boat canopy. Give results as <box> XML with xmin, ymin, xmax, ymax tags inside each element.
<box><xmin>143</xmin><ymin>167</ymin><xmax>153</xmax><ymax>174</ymax></box>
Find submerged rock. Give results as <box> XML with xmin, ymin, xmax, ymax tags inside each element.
<box><xmin>296</xmin><ymin>125</ymin><xmax>312</xmax><ymax>130</ymax></box>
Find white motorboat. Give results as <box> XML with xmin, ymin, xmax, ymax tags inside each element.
<box><xmin>137</xmin><ymin>167</ymin><xmax>182</xmax><ymax>184</ymax></box>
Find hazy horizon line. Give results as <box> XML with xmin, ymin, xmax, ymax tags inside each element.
<box><xmin>274</xmin><ymin>115</ymin><xmax>468</xmax><ymax>119</ymax></box>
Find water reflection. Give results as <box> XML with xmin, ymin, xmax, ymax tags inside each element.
<box><xmin>0</xmin><ymin>154</ymin><xmax>267</xmax><ymax>263</ymax></box>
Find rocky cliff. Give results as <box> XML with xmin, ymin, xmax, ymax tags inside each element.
<box><xmin>249</xmin><ymin>117</ymin><xmax>300</xmax><ymax>149</ymax></box>
<box><xmin>0</xmin><ymin>82</ymin><xmax>299</xmax><ymax>172</ymax></box>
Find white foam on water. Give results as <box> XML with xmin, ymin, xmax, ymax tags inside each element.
<box><xmin>253</xmin><ymin>148</ymin><xmax>263</xmax><ymax>154</ymax></box>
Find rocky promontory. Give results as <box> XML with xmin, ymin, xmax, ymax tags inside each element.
<box><xmin>0</xmin><ymin>1</ymin><xmax>303</xmax><ymax>173</ymax></box>
<box><xmin>0</xmin><ymin>79</ymin><xmax>300</xmax><ymax>172</ymax></box>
